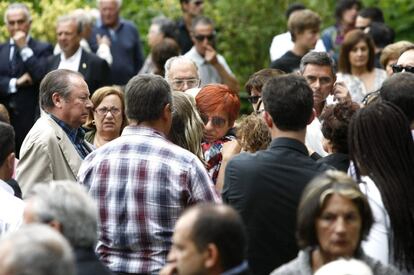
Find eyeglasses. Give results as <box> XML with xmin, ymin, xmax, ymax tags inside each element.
<box><xmin>391</xmin><ymin>64</ymin><xmax>414</xmax><ymax>74</ymax></box>
<box><xmin>361</xmin><ymin>89</ymin><xmax>381</xmax><ymax>106</ymax></box>
<box><xmin>95</xmin><ymin>106</ymin><xmax>121</xmax><ymax>116</ymax></box>
<box><xmin>192</xmin><ymin>0</ymin><xmax>204</xmax><ymax>6</ymax></box>
<box><xmin>255</xmin><ymin>99</ymin><xmax>265</xmax><ymax>115</ymax></box>
<box><xmin>200</xmin><ymin>113</ymin><xmax>227</xmax><ymax>128</ymax></box>
<box><xmin>171</xmin><ymin>78</ymin><xmax>200</xmax><ymax>90</ymax></box>
<box><xmin>247</xmin><ymin>95</ymin><xmax>261</xmax><ymax>104</ymax></box>
<box><xmin>194</xmin><ymin>34</ymin><xmax>215</xmax><ymax>42</ymax></box>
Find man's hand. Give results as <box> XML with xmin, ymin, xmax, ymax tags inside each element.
<box><xmin>159</xmin><ymin>262</ymin><xmax>178</xmax><ymax>275</ymax></box>
<box><xmin>96</xmin><ymin>34</ymin><xmax>111</xmax><ymax>47</ymax></box>
<box><xmin>13</xmin><ymin>31</ymin><xmax>27</xmax><ymax>49</ymax></box>
<box><xmin>333</xmin><ymin>81</ymin><xmax>351</xmax><ymax>102</ymax></box>
<box><xmin>204</xmin><ymin>44</ymin><xmax>218</xmax><ymax>65</ymax></box>
<box><xmin>16</xmin><ymin>73</ymin><xmax>32</xmax><ymax>87</ymax></box>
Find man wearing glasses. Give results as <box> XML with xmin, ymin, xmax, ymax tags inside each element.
<box><xmin>185</xmin><ymin>16</ymin><xmax>239</xmax><ymax>92</ymax></box>
<box><xmin>392</xmin><ymin>45</ymin><xmax>414</xmax><ymax>75</ymax></box>
<box><xmin>165</xmin><ymin>56</ymin><xmax>201</xmax><ymax>92</ymax></box>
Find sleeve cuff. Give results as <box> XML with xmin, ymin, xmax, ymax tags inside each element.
<box><xmin>9</xmin><ymin>78</ymin><xmax>17</xmax><ymax>94</ymax></box>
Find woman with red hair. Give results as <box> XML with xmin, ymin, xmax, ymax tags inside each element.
<box><xmin>195</xmin><ymin>84</ymin><xmax>240</xmax><ymax>184</ymax></box>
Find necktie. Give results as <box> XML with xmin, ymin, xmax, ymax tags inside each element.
<box><xmin>10</xmin><ymin>44</ymin><xmax>18</xmax><ymax>77</ymax></box>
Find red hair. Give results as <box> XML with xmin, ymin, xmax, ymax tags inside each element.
<box><xmin>196</xmin><ymin>84</ymin><xmax>240</xmax><ymax>125</ymax></box>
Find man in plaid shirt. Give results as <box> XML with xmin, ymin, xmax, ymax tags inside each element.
<box><xmin>78</xmin><ymin>74</ymin><xmax>220</xmax><ymax>275</ymax></box>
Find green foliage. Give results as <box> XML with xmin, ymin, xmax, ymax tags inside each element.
<box><xmin>1</xmin><ymin>0</ymin><xmax>414</xmax><ymax>112</ymax></box>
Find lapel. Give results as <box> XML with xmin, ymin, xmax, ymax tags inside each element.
<box><xmin>50</xmin><ymin>54</ymin><xmax>61</xmax><ymax>70</ymax></box>
<box><xmin>47</xmin><ymin>116</ymin><xmax>83</xmax><ymax>178</ymax></box>
<box><xmin>78</xmin><ymin>49</ymin><xmax>88</xmax><ymax>76</ymax></box>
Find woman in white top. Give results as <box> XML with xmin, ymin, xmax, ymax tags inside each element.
<box><xmin>337</xmin><ymin>29</ymin><xmax>386</xmax><ymax>103</ymax></box>
<box><xmin>349</xmin><ymin>102</ymin><xmax>414</xmax><ymax>273</ymax></box>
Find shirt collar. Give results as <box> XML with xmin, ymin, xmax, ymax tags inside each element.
<box><xmin>49</xmin><ymin>114</ymin><xmax>85</xmax><ymax>142</ymax></box>
<box><xmin>187</xmin><ymin>46</ymin><xmax>206</xmax><ymax>65</ymax></box>
<box><xmin>221</xmin><ymin>261</ymin><xmax>249</xmax><ymax>275</ymax></box>
<box><xmin>60</xmin><ymin>46</ymin><xmax>82</xmax><ymax>62</ymax></box>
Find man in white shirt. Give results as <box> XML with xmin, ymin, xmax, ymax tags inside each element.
<box><xmin>47</xmin><ymin>14</ymin><xmax>110</xmax><ymax>95</ymax></box>
<box><xmin>185</xmin><ymin>16</ymin><xmax>239</xmax><ymax>92</ymax></box>
<box><xmin>0</xmin><ymin>122</ymin><xmax>24</xmax><ymax>237</ymax></box>
<box><xmin>269</xmin><ymin>3</ymin><xmax>325</xmax><ymax>62</ymax></box>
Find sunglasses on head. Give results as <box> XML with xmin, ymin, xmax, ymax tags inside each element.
<box><xmin>247</xmin><ymin>95</ymin><xmax>261</xmax><ymax>104</ymax></box>
<box><xmin>391</xmin><ymin>64</ymin><xmax>414</xmax><ymax>74</ymax></box>
<box><xmin>194</xmin><ymin>34</ymin><xmax>215</xmax><ymax>42</ymax></box>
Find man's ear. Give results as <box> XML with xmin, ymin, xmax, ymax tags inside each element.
<box><xmin>307</xmin><ymin>108</ymin><xmax>316</xmax><ymax>125</ymax></box>
<box><xmin>52</xmin><ymin>92</ymin><xmax>64</xmax><ymax>108</ymax></box>
<box><xmin>263</xmin><ymin>111</ymin><xmax>273</xmax><ymax>129</ymax></box>
<box><xmin>5</xmin><ymin>153</ymin><xmax>15</xmax><ymax>178</ymax></box>
<box><xmin>203</xmin><ymin>243</ymin><xmax>219</xmax><ymax>269</ymax></box>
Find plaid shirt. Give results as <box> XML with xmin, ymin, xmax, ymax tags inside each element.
<box><xmin>78</xmin><ymin>126</ymin><xmax>220</xmax><ymax>274</ymax></box>
<box><xmin>50</xmin><ymin>114</ymin><xmax>92</xmax><ymax>159</ymax></box>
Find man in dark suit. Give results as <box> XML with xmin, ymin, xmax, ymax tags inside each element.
<box><xmin>223</xmin><ymin>74</ymin><xmax>329</xmax><ymax>275</ymax></box>
<box><xmin>0</xmin><ymin>3</ymin><xmax>53</xmax><ymax>156</ymax></box>
<box><xmin>48</xmin><ymin>14</ymin><xmax>110</xmax><ymax>95</ymax></box>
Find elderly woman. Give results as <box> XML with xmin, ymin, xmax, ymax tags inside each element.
<box><xmin>84</xmin><ymin>86</ymin><xmax>127</xmax><ymax>148</ymax></box>
<box><xmin>380</xmin><ymin>40</ymin><xmax>413</xmax><ymax>76</ymax></box>
<box><xmin>195</xmin><ymin>84</ymin><xmax>240</xmax><ymax>184</ymax></box>
<box><xmin>337</xmin><ymin>29</ymin><xmax>387</xmax><ymax>103</ymax></box>
<box><xmin>271</xmin><ymin>170</ymin><xmax>400</xmax><ymax>275</ymax></box>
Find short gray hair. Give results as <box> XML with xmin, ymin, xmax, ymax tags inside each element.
<box><xmin>39</xmin><ymin>69</ymin><xmax>83</xmax><ymax>111</ymax></box>
<box><xmin>57</xmin><ymin>14</ymin><xmax>82</xmax><ymax>34</ymax></box>
<box><xmin>97</xmin><ymin>0</ymin><xmax>122</xmax><ymax>8</ymax></box>
<box><xmin>4</xmin><ymin>3</ymin><xmax>31</xmax><ymax>24</ymax></box>
<box><xmin>299</xmin><ymin>51</ymin><xmax>336</xmax><ymax>76</ymax></box>
<box><xmin>26</xmin><ymin>181</ymin><xmax>98</xmax><ymax>248</ymax></box>
<box><xmin>164</xmin><ymin>56</ymin><xmax>199</xmax><ymax>81</ymax></box>
<box><xmin>0</xmin><ymin>224</ymin><xmax>75</xmax><ymax>275</ymax></box>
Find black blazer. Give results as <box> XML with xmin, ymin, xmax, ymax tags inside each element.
<box><xmin>47</xmin><ymin>49</ymin><xmax>111</xmax><ymax>95</ymax></box>
<box><xmin>0</xmin><ymin>38</ymin><xmax>53</xmax><ymax>153</ymax></box>
<box><xmin>223</xmin><ymin>137</ymin><xmax>329</xmax><ymax>275</ymax></box>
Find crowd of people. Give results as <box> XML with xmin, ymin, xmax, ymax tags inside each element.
<box><xmin>1</xmin><ymin>0</ymin><xmax>414</xmax><ymax>275</ymax></box>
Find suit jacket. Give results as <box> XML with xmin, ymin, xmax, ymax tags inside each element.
<box><xmin>47</xmin><ymin>48</ymin><xmax>110</xmax><ymax>94</ymax></box>
<box><xmin>16</xmin><ymin>114</ymin><xmax>93</xmax><ymax>197</ymax></box>
<box><xmin>75</xmin><ymin>247</ymin><xmax>113</xmax><ymax>275</ymax></box>
<box><xmin>0</xmin><ymin>38</ymin><xmax>53</xmax><ymax>154</ymax></box>
<box><xmin>223</xmin><ymin>137</ymin><xmax>329</xmax><ymax>275</ymax></box>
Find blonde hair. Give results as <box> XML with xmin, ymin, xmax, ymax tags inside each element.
<box><xmin>380</xmin><ymin>40</ymin><xmax>413</xmax><ymax>69</ymax></box>
<box><xmin>170</xmin><ymin>91</ymin><xmax>204</xmax><ymax>162</ymax></box>
<box><xmin>235</xmin><ymin>114</ymin><xmax>271</xmax><ymax>153</ymax></box>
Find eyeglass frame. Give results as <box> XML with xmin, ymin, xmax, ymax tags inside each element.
<box><xmin>391</xmin><ymin>64</ymin><xmax>414</xmax><ymax>74</ymax></box>
<box><xmin>170</xmin><ymin>78</ymin><xmax>201</xmax><ymax>90</ymax></box>
<box><xmin>247</xmin><ymin>95</ymin><xmax>261</xmax><ymax>104</ymax></box>
<box><xmin>194</xmin><ymin>33</ymin><xmax>216</xmax><ymax>42</ymax></box>
<box><xmin>94</xmin><ymin>106</ymin><xmax>122</xmax><ymax>116</ymax></box>
<box><xmin>200</xmin><ymin>113</ymin><xmax>228</xmax><ymax>128</ymax></box>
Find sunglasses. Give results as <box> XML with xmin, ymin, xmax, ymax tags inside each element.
<box><xmin>194</xmin><ymin>34</ymin><xmax>215</xmax><ymax>42</ymax></box>
<box><xmin>391</xmin><ymin>64</ymin><xmax>414</xmax><ymax>74</ymax></box>
<box><xmin>200</xmin><ymin>113</ymin><xmax>227</xmax><ymax>128</ymax></box>
<box><xmin>247</xmin><ymin>95</ymin><xmax>261</xmax><ymax>104</ymax></box>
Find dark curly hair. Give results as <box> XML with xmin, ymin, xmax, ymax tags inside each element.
<box><xmin>320</xmin><ymin>101</ymin><xmax>360</xmax><ymax>154</ymax></box>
